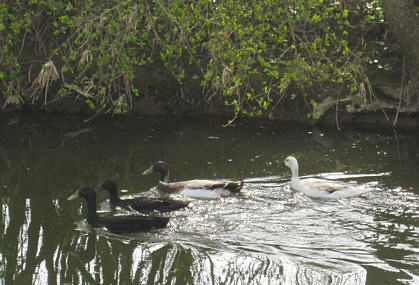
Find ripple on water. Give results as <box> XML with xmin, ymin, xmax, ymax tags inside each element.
<box><xmin>88</xmin><ymin>172</ymin><xmax>418</xmax><ymax>284</ymax></box>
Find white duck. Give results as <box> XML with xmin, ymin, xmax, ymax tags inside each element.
<box><xmin>282</xmin><ymin>156</ymin><xmax>365</xmax><ymax>198</ymax></box>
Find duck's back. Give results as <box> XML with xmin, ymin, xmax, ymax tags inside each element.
<box><xmin>305</xmin><ymin>179</ymin><xmax>348</xmax><ymax>192</ymax></box>
<box><xmin>127</xmin><ymin>197</ymin><xmax>189</xmax><ymax>213</ymax></box>
<box><xmin>300</xmin><ymin>179</ymin><xmax>364</xmax><ymax>198</ymax></box>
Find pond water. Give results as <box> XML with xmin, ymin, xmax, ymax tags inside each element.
<box><xmin>0</xmin><ymin>112</ymin><xmax>418</xmax><ymax>285</ymax></box>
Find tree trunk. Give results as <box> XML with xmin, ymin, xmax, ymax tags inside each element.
<box><xmin>381</xmin><ymin>0</ymin><xmax>419</xmax><ymax>100</ymax></box>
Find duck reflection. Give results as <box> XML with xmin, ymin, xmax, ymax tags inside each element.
<box><xmin>1</xmin><ymin>113</ymin><xmax>418</xmax><ymax>285</ymax></box>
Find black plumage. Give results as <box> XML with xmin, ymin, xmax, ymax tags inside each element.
<box><xmin>95</xmin><ymin>180</ymin><xmax>190</xmax><ymax>213</ymax></box>
<box><xmin>67</xmin><ymin>187</ymin><xmax>169</xmax><ymax>234</ymax></box>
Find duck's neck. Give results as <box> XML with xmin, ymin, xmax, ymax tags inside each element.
<box><xmin>109</xmin><ymin>190</ymin><xmax>122</xmax><ymax>204</ymax></box>
<box><xmin>85</xmin><ymin>197</ymin><xmax>99</xmax><ymax>226</ymax></box>
<box><xmin>161</xmin><ymin>169</ymin><xmax>170</xmax><ymax>183</ymax></box>
<box><xmin>289</xmin><ymin>165</ymin><xmax>304</xmax><ymax>192</ymax></box>
<box><xmin>290</xmin><ymin>166</ymin><xmax>300</xmax><ymax>181</ymax></box>
<box><xmin>158</xmin><ymin>181</ymin><xmax>172</xmax><ymax>193</ymax></box>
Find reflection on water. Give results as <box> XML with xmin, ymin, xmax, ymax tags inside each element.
<box><xmin>0</xmin><ymin>113</ymin><xmax>418</xmax><ymax>284</ymax></box>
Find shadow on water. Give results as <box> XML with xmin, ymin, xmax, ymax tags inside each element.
<box><xmin>0</xmin><ymin>112</ymin><xmax>418</xmax><ymax>284</ymax></box>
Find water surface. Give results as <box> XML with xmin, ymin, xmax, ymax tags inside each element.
<box><xmin>0</xmin><ymin>113</ymin><xmax>418</xmax><ymax>284</ymax></box>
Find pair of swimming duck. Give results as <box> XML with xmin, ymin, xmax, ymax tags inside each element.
<box><xmin>68</xmin><ymin>157</ymin><xmax>365</xmax><ymax>234</ymax></box>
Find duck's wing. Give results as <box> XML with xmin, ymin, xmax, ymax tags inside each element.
<box><xmin>306</xmin><ymin>180</ymin><xmax>348</xmax><ymax>193</ymax></box>
<box><xmin>129</xmin><ymin>197</ymin><xmax>190</xmax><ymax>213</ymax></box>
<box><xmin>202</xmin><ymin>181</ymin><xmax>244</xmax><ymax>193</ymax></box>
<box><xmin>183</xmin><ymin>180</ymin><xmax>243</xmax><ymax>192</ymax></box>
<box><xmin>182</xmin><ymin>179</ymin><xmax>219</xmax><ymax>189</ymax></box>
<box><xmin>112</xmin><ymin>199</ymin><xmax>134</xmax><ymax>211</ymax></box>
<box><xmin>158</xmin><ymin>180</ymin><xmax>222</xmax><ymax>193</ymax></box>
<box><xmin>102</xmin><ymin>215</ymin><xmax>169</xmax><ymax>234</ymax></box>
<box><xmin>158</xmin><ymin>181</ymin><xmax>189</xmax><ymax>193</ymax></box>
<box><xmin>158</xmin><ymin>179</ymin><xmax>243</xmax><ymax>194</ymax></box>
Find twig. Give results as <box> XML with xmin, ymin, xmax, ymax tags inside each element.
<box><xmin>63</xmin><ymin>82</ymin><xmax>93</xmax><ymax>98</ymax></box>
<box><xmin>222</xmin><ymin>114</ymin><xmax>238</xmax><ymax>127</ymax></box>
<box><xmin>393</xmin><ymin>57</ymin><xmax>405</xmax><ymax>128</ymax></box>
<box><xmin>335</xmin><ymin>83</ymin><xmax>344</xmax><ymax>131</ymax></box>
<box><xmin>268</xmin><ymin>81</ymin><xmax>289</xmax><ymax>120</ymax></box>
<box><xmin>19</xmin><ymin>30</ymin><xmax>27</xmax><ymax>56</ymax></box>
<box><xmin>84</xmin><ymin>107</ymin><xmax>105</xmax><ymax>123</ymax></box>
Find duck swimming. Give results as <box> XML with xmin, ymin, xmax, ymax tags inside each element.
<box><xmin>142</xmin><ymin>161</ymin><xmax>243</xmax><ymax>199</ymax></box>
<box><xmin>95</xmin><ymin>180</ymin><xmax>190</xmax><ymax>213</ymax></box>
<box><xmin>67</xmin><ymin>187</ymin><xmax>169</xmax><ymax>234</ymax></box>
<box><xmin>282</xmin><ymin>156</ymin><xmax>365</xmax><ymax>198</ymax></box>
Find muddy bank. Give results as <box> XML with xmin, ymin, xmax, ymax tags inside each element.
<box><xmin>3</xmin><ymin>85</ymin><xmax>418</xmax><ymax>131</ymax></box>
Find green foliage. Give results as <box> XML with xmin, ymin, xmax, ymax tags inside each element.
<box><xmin>0</xmin><ymin>1</ymin><xmax>32</xmax><ymax>105</ymax></box>
<box><xmin>0</xmin><ymin>0</ymin><xmax>384</xmax><ymax>117</ymax></box>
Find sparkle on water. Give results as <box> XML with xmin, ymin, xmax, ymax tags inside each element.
<box><xmin>0</xmin><ymin>113</ymin><xmax>418</xmax><ymax>285</ymax></box>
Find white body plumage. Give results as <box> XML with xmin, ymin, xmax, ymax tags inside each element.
<box><xmin>284</xmin><ymin>156</ymin><xmax>366</xmax><ymax>198</ymax></box>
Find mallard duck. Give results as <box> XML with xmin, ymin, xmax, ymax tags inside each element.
<box><xmin>142</xmin><ymin>161</ymin><xmax>243</xmax><ymax>199</ymax></box>
<box><xmin>67</xmin><ymin>187</ymin><xmax>169</xmax><ymax>234</ymax></box>
<box><xmin>282</xmin><ymin>156</ymin><xmax>365</xmax><ymax>198</ymax></box>
<box><xmin>95</xmin><ymin>180</ymin><xmax>190</xmax><ymax>213</ymax></box>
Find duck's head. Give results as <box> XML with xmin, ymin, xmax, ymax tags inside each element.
<box><xmin>282</xmin><ymin>156</ymin><xmax>299</xmax><ymax>170</ymax></box>
<box><xmin>67</xmin><ymin>187</ymin><xmax>96</xmax><ymax>201</ymax></box>
<box><xmin>95</xmin><ymin>179</ymin><xmax>117</xmax><ymax>194</ymax></box>
<box><xmin>142</xmin><ymin>161</ymin><xmax>169</xmax><ymax>176</ymax></box>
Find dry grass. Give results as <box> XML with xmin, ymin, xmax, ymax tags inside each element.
<box><xmin>31</xmin><ymin>60</ymin><xmax>59</xmax><ymax>105</ymax></box>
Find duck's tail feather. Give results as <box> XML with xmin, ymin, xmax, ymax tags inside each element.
<box><xmin>221</xmin><ymin>180</ymin><xmax>244</xmax><ymax>193</ymax></box>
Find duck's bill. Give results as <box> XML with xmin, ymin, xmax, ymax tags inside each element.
<box><xmin>94</xmin><ymin>185</ymin><xmax>104</xmax><ymax>192</ymax></box>
<box><xmin>280</xmin><ymin>162</ymin><xmax>286</xmax><ymax>168</ymax></box>
<box><xmin>67</xmin><ymin>191</ymin><xmax>80</xmax><ymax>201</ymax></box>
<box><xmin>142</xmin><ymin>165</ymin><xmax>153</xmax><ymax>175</ymax></box>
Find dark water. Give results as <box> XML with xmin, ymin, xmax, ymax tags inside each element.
<box><xmin>0</xmin><ymin>112</ymin><xmax>418</xmax><ymax>285</ymax></box>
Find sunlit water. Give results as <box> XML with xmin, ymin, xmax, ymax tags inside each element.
<box><xmin>0</xmin><ymin>113</ymin><xmax>418</xmax><ymax>284</ymax></box>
